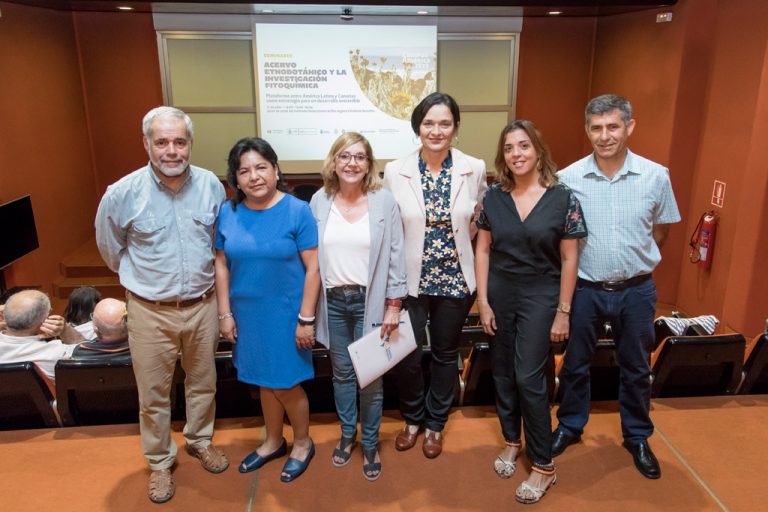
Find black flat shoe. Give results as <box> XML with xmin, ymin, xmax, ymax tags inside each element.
<box><xmin>624</xmin><ymin>440</ymin><xmax>661</xmax><ymax>479</ymax></box>
<box><xmin>280</xmin><ymin>439</ymin><xmax>315</xmax><ymax>483</ymax></box>
<box><xmin>239</xmin><ymin>438</ymin><xmax>288</xmax><ymax>473</ymax></box>
<box><xmin>551</xmin><ymin>429</ymin><xmax>581</xmax><ymax>457</ymax></box>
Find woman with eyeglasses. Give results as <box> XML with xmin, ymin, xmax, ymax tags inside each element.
<box><xmin>214</xmin><ymin>137</ymin><xmax>320</xmax><ymax>483</ymax></box>
<box><xmin>383</xmin><ymin>92</ymin><xmax>487</xmax><ymax>458</ymax></box>
<box><xmin>310</xmin><ymin>132</ymin><xmax>407</xmax><ymax>481</ymax></box>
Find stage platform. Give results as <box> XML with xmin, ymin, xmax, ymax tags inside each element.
<box><xmin>2</xmin><ymin>396</ymin><xmax>765</xmax><ymax>511</ymax></box>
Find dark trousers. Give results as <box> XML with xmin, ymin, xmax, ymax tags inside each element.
<box><xmin>394</xmin><ymin>293</ymin><xmax>475</xmax><ymax>432</ymax></box>
<box><xmin>556</xmin><ymin>278</ymin><xmax>657</xmax><ymax>444</ymax></box>
<box><xmin>490</xmin><ymin>273</ymin><xmax>557</xmax><ymax>467</ymax></box>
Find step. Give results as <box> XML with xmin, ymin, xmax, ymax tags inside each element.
<box><xmin>60</xmin><ymin>239</ymin><xmax>115</xmax><ymax>278</ymax></box>
<box><xmin>53</xmin><ymin>276</ymin><xmax>124</xmax><ymax>300</ymax></box>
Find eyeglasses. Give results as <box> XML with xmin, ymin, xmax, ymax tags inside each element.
<box><xmin>336</xmin><ymin>153</ymin><xmax>369</xmax><ymax>164</ymax></box>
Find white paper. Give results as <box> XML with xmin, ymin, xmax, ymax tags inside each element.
<box><xmin>347</xmin><ymin>310</ymin><xmax>417</xmax><ymax>389</ymax></box>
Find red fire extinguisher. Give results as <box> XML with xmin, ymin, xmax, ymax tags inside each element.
<box><xmin>689</xmin><ymin>211</ymin><xmax>718</xmax><ymax>269</ymax></box>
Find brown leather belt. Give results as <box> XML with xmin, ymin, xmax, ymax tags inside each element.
<box><xmin>128</xmin><ymin>286</ymin><xmax>215</xmax><ymax>308</ymax></box>
<box><xmin>578</xmin><ymin>274</ymin><xmax>651</xmax><ymax>292</ymax></box>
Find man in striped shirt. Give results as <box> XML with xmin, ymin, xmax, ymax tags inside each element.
<box><xmin>552</xmin><ymin>94</ymin><xmax>681</xmax><ymax>480</ymax></box>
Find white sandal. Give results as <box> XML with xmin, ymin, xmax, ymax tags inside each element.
<box><xmin>515</xmin><ymin>473</ymin><xmax>557</xmax><ymax>505</ymax></box>
<box><xmin>494</xmin><ymin>456</ymin><xmax>517</xmax><ymax>478</ymax></box>
<box><xmin>493</xmin><ymin>441</ymin><xmax>520</xmax><ymax>479</ymax></box>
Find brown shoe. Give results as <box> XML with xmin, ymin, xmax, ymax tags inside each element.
<box><xmin>422</xmin><ymin>429</ymin><xmax>443</xmax><ymax>459</ymax></box>
<box><xmin>395</xmin><ymin>424</ymin><xmax>421</xmax><ymax>451</ymax></box>
<box><xmin>148</xmin><ymin>468</ymin><xmax>175</xmax><ymax>504</ymax></box>
<box><xmin>187</xmin><ymin>443</ymin><xmax>230</xmax><ymax>474</ymax></box>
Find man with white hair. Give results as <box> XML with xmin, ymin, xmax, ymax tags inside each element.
<box><xmin>95</xmin><ymin>106</ymin><xmax>227</xmax><ymax>503</ymax></box>
<box><xmin>72</xmin><ymin>298</ymin><xmax>130</xmax><ymax>358</ymax></box>
<box><xmin>0</xmin><ymin>290</ymin><xmax>80</xmax><ymax>380</ymax></box>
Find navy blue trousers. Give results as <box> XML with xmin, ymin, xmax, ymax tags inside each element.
<box><xmin>556</xmin><ymin>278</ymin><xmax>657</xmax><ymax>444</ymax></box>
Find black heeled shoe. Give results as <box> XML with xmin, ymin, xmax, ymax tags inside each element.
<box><xmin>280</xmin><ymin>439</ymin><xmax>315</xmax><ymax>483</ymax></box>
<box><xmin>239</xmin><ymin>438</ymin><xmax>288</xmax><ymax>473</ymax></box>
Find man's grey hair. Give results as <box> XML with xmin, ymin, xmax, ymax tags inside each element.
<box><xmin>4</xmin><ymin>292</ymin><xmax>50</xmax><ymax>331</ymax></box>
<box><xmin>585</xmin><ymin>94</ymin><xmax>633</xmax><ymax>126</ymax></box>
<box><xmin>142</xmin><ymin>106</ymin><xmax>194</xmax><ymax>141</ymax></box>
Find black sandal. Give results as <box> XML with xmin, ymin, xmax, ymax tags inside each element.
<box><xmin>331</xmin><ymin>435</ymin><xmax>357</xmax><ymax>467</ymax></box>
<box><xmin>362</xmin><ymin>446</ymin><xmax>381</xmax><ymax>481</ymax></box>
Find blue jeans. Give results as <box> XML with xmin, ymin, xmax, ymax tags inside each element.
<box><xmin>326</xmin><ymin>286</ymin><xmax>383</xmax><ymax>450</ymax></box>
<box><xmin>556</xmin><ymin>277</ymin><xmax>657</xmax><ymax>443</ymax></box>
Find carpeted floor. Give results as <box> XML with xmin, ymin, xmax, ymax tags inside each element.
<box><xmin>2</xmin><ymin>396</ymin><xmax>766</xmax><ymax>511</ymax></box>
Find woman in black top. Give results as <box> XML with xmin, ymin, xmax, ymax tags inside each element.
<box><xmin>475</xmin><ymin>120</ymin><xmax>586</xmax><ymax>505</ymax></box>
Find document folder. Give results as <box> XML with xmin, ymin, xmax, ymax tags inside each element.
<box><xmin>347</xmin><ymin>310</ymin><xmax>417</xmax><ymax>389</ymax></box>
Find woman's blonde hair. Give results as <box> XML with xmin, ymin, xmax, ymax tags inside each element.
<box><xmin>494</xmin><ymin>120</ymin><xmax>558</xmax><ymax>192</ymax></box>
<box><xmin>322</xmin><ymin>132</ymin><xmax>381</xmax><ymax>195</ymax></box>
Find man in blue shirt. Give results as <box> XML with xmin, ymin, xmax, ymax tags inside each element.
<box><xmin>553</xmin><ymin>95</ymin><xmax>681</xmax><ymax>479</ymax></box>
<box><xmin>96</xmin><ymin>107</ymin><xmax>227</xmax><ymax>503</ymax></box>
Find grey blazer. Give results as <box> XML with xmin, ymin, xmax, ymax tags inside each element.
<box><xmin>310</xmin><ymin>187</ymin><xmax>408</xmax><ymax>348</ymax></box>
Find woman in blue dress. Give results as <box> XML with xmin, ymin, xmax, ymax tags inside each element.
<box><xmin>214</xmin><ymin>138</ymin><xmax>321</xmax><ymax>483</ymax></box>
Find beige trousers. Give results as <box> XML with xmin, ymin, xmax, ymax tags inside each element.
<box><xmin>127</xmin><ymin>292</ymin><xmax>219</xmax><ymax>470</ymax></box>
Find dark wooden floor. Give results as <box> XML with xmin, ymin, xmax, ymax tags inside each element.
<box><xmin>2</xmin><ymin>396</ymin><xmax>765</xmax><ymax>511</ymax></box>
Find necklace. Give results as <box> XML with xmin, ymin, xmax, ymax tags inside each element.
<box><xmin>335</xmin><ymin>194</ymin><xmax>362</xmax><ymax>213</ymax></box>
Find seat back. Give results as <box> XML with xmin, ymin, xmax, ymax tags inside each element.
<box><xmin>554</xmin><ymin>339</ymin><xmax>619</xmax><ymax>402</ymax></box>
<box><xmin>55</xmin><ymin>358</ymin><xmax>141</xmax><ymax>426</ymax></box>
<box><xmin>651</xmin><ymin>334</ymin><xmax>745</xmax><ymax>398</ymax></box>
<box><xmin>740</xmin><ymin>334</ymin><xmax>768</xmax><ymax>394</ymax></box>
<box><xmin>0</xmin><ymin>362</ymin><xmax>59</xmax><ymax>430</ymax></box>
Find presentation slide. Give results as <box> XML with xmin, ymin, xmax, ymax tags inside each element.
<box><xmin>255</xmin><ymin>23</ymin><xmax>437</xmax><ymax>160</ymax></box>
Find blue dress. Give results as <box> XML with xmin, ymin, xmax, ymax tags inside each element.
<box><xmin>215</xmin><ymin>194</ymin><xmax>318</xmax><ymax>388</ymax></box>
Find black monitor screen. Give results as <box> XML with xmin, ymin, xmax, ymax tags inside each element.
<box><xmin>0</xmin><ymin>196</ymin><xmax>39</xmax><ymax>269</ymax></box>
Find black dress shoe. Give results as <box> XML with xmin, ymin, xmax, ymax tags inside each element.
<box><xmin>551</xmin><ymin>429</ymin><xmax>581</xmax><ymax>457</ymax></box>
<box><xmin>624</xmin><ymin>440</ymin><xmax>661</xmax><ymax>479</ymax></box>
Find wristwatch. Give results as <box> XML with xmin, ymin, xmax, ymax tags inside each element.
<box><xmin>557</xmin><ymin>302</ymin><xmax>571</xmax><ymax>315</ymax></box>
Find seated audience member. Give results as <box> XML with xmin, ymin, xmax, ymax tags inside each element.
<box><xmin>73</xmin><ymin>298</ymin><xmax>130</xmax><ymax>358</ymax></box>
<box><xmin>0</xmin><ymin>304</ymin><xmax>6</xmax><ymax>331</ymax></box>
<box><xmin>64</xmin><ymin>286</ymin><xmax>101</xmax><ymax>340</ymax></box>
<box><xmin>0</xmin><ymin>290</ymin><xmax>81</xmax><ymax>380</ymax></box>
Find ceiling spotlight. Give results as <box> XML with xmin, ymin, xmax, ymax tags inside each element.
<box><xmin>340</xmin><ymin>7</ymin><xmax>354</xmax><ymax>21</ymax></box>
<box><xmin>117</xmin><ymin>5</ymin><xmax>134</xmax><ymax>10</ymax></box>
<box><xmin>417</xmin><ymin>11</ymin><xmax>429</xmax><ymax>15</ymax></box>
<box><xmin>547</xmin><ymin>11</ymin><xmax>563</xmax><ymax>15</ymax></box>
<box><xmin>262</xmin><ymin>9</ymin><xmax>273</xmax><ymax>14</ymax></box>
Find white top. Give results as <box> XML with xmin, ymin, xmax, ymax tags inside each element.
<box><xmin>0</xmin><ymin>332</ymin><xmax>77</xmax><ymax>380</ymax></box>
<box><xmin>74</xmin><ymin>321</ymin><xmax>95</xmax><ymax>340</ymax></box>
<box><xmin>324</xmin><ymin>204</ymin><xmax>370</xmax><ymax>288</ymax></box>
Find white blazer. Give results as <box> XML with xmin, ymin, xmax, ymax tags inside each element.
<box><xmin>383</xmin><ymin>147</ymin><xmax>487</xmax><ymax>297</ymax></box>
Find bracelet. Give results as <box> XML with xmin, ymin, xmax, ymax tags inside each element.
<box><xmin>218</xmin><ymin>312</ymin><xmax>233</xmax><ymax>321</ymax></box>
<box><xmin>297</xmin><ymin>314</ymin><xmax>316</xmax><ymax>326</ymax></box>
<box><xmin>385</xmin><ymin>298</ymin><xmax>402</xmax><ymax>308</ymax></box>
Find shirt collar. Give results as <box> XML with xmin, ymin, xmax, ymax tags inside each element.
<box><xmin>418</xmin><ymin>150</ymin><xmax>453</xmax><ymax>176</ymax></box>
<box><xmin>145</xmin><ymin>162</ymin><xmax>193</xmax><ymax>192</ymax></box>
<box><xmin>583</xmin><ymin>149</ymin><xmax>640</xmax><ymax>180</ymax></box>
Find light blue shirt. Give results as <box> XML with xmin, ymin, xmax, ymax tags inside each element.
<box><xmin>558</xmin><ymin>150</ymin><xmax>680</xmax><ymax>282</ymax></box>
<box><xmin>95</xmin><ymin>164</ymin><xmax>226</xmax><ymax>301</ymax></box>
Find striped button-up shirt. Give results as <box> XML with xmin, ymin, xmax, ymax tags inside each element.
<box><xmin>95</xmin><ymin>164</ymin><xmax>225</xmax><ymax>301</ymax></box>
<box><xmin>558</xmin><ymin>150</ymin><xmax>680</xmax><ymax>282</ymax></box>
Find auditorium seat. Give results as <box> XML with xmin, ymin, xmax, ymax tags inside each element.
<box><xmin>0</xmin><ymin>362</ymin><xmax>60</xmax><ymax>430</ymax></box>
<box><xmin>56</xmin><ymin>358</ymin><xmax>151</xmax><ymax>426</ymax></box>
<box><xmin>739</xmin><ymin>333</ymin><xmax>768</xmax><ymax>394</ymax></box>
<box><xmin>458</xmin><ymin>327</ymin><xmax>493</xmax><ymax>406</ymax></box>
<box><xmin>555</xmin><ymin>339</ymin><xmax>620</xmax><ymax>402</ymax></box>
<box><xmin>650</xmin><ymin>334</ymin><xmax>745</xmax><ymax>398</ymax></box>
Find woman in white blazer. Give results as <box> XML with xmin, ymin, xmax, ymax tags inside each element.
<box><xmin>311</xmin><ymin>132</ymin><xmax>407</xmax><ymax>481</ymax></box>
<box><xmin>383</xmin><ymin>92</ymin><xmax>487</xmax><ymax>458</ymax></box>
